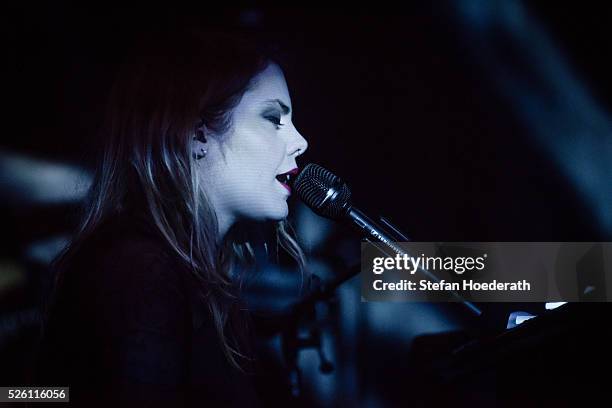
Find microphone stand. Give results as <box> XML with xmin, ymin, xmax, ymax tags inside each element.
<box><xmin>347</xmin><ymin>211</ymin><xmax>482</xmax><ymax>316</ymax></box>
<box><xmin>280</xmin><ymin>215</ymin><xmax>481</xmax><ymax>398</ymax></box>
<box><xmin>280</xmin><ymin>253</ymin><xmax>363</xmax><ymax>397</ymax></box>
<box><xmin>281</xmin><ymin>272</ymin><xmax>338</xmax><ymax>397</ymax></box>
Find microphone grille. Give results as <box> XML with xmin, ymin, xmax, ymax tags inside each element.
<box><xmin>294</xmin><ymin>163</ymin><xmax>351</xmax><ymax>219</ymax></box>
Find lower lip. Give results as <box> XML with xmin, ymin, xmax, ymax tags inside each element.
<box><xmin>278</xmin><ymin>180</ymin><xmax>291</xmax><ymax>194</ymax></box>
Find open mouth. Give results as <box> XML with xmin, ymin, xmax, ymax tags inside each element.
<box><xmin>275</xmin><ymin>168</ymin><xmax>299</xmax><ymax>194</ymax></box>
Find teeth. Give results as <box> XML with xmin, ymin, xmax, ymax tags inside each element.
<box><xmin>276</xmin><ymin>171</ymin><xmax>294</xmax><ymax>184</ymax></box>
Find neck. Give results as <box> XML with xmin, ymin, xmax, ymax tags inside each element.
<box><xmin>216</xmin><ymin>211</ymin><xmax>235</xmax><ymax>242</ymax></box>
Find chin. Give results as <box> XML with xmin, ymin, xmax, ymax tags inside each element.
<box><xmin>267</xmin><ymin>203</ymin><xmax>289</xmax><ymax>221</ymax></box>
<box><xmin>245</xmin><ymin>203</ymin><xmax>288</xmax><ymax>223</ymax></box>
<box><xmin>270</xmin><ymin>208</ymin><xmax>289</xmax><ymax>221</ymax></box>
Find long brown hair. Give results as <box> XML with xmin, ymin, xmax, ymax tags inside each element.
<box><xmin>49</xmin><ymin>28</ymin><xmax>307</xmax><ymax>369</ymax></box>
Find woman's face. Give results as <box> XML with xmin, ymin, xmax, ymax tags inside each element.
<box><xmin>196</xmin><ymin>63</ymin><xmax>308</xmax><ymax>234</ymax></box>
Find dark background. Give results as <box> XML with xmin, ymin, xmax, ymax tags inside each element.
<box><xmin>4</xmin><ymin>3</ymin><xmax>611</xmax><ymax>239</ymax></box>
<box><xmin>2</xmin><ymin>2</ymin><xmax>611</xmax><ymax>406</ymax></box>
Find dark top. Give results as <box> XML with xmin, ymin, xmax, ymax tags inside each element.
<box><xmin>34</xmin><ymin>209</ymin><xmax>260</xmax><ymax>407</ymax></box>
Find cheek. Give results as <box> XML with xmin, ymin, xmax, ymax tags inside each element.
<box><xmin>228</xmin><ymin>130</ymin><xmax>286</xmax><ymax>180</ymax></box>
<box><xmin>215</xmin><ymin>136</ymin><xmax>284</xmax><ymax>203</ymax></box>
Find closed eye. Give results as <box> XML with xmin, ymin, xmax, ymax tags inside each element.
<box><xmin>264</xmin><ymin>115</ymin><xmax>284</xmax><ymax>128</ymax></box>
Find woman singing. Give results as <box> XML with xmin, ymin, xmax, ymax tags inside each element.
<box><xmin>35</xmin><ymin>28</ymin><xmax>308</xmax><ymax>407</ymax></box>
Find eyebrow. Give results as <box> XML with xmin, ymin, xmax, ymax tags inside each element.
<box><xmin>264</xmin><ymin>99</ymin><xmax>291</xmax><ymax>115</ymax></box>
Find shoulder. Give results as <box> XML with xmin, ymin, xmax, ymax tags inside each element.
<box><xmin>72</xmin><ymin>212</ymin><xmax>183</xmax><ymax>283</ymax></box>
<box><xmin>60</xmin><ymin>213</ymin><xmax>193</xmax><ymax>320</ymax></box>
<box><xmin>51</xmin><ymin>211</ymin><xmax>210</xmax><ymax>333</ymax></box>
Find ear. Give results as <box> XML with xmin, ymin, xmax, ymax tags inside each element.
<box><xmin>191</xmin><ymin>126</ymin><xmax>208</xmax><ymax>160</ymax></box>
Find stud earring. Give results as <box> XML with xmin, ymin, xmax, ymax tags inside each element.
<box><xmin>193</xmin><ymin>122</ymin><xmax>208</xmax><ymax>160</ymax></box>
<box><xmin>194</xmin><ymin>148</ymin><xmax>207</xmax><ymax>160</ymax></box>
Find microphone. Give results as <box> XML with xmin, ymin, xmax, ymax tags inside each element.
<box><xmin>293</xmin><ymin>163</ymin><xmax>404</xmax><ymax>251</ymax></box>
<box><xmin>294</xmin><ymin>163</ymin><xmax>482</xmax><ymax>316</ymax></box>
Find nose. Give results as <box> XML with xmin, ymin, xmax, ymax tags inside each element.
<box><xmin>288</xmin><ymin>125</ymin><xmax>308</xmax><ymax>158</ymax></box>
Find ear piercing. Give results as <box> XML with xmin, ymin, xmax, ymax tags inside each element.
<box><xmin>194</xmin><ymin>148</ymin><xmax>207</xmax><ymax>160</ymax></box>
<box><xmin>193</xmin><ymin>122</ymin><xmax>208</xmax><ymax>160</ymax></box>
